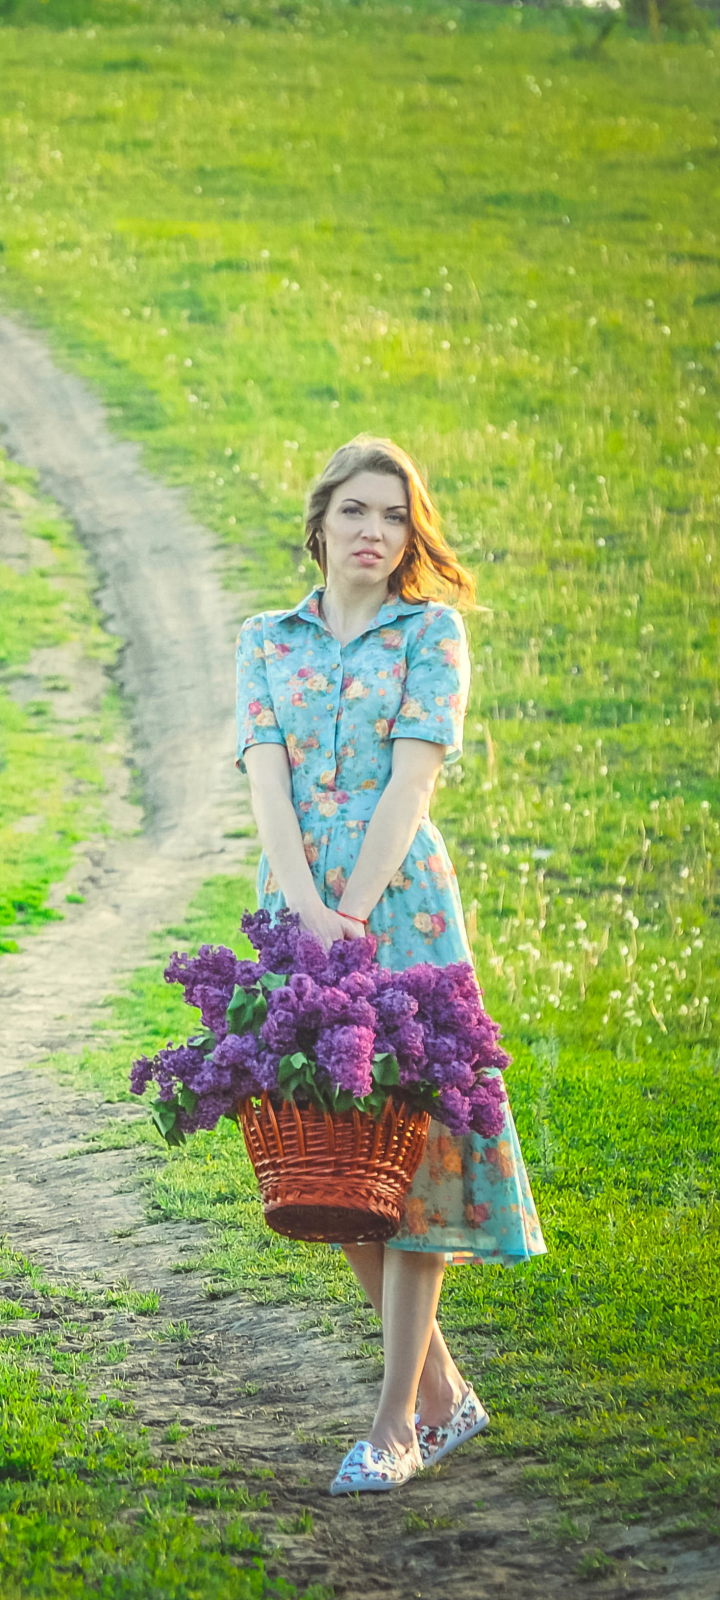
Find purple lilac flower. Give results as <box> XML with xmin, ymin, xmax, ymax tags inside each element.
<box><xmin>164</xmin><ymin>1044</ymin><xmax>206</xmax><ymax>1097</ymax></box>
<box><xmin>241</xmin><ymin>908</ymin><xmax>303</xmax><ymax>975</ymax></box>
<box><xmin>373</xmin><ymin>997</ymin><xmax>427</xmax><ymax>1081</ymax></box>
<box><xmin>163</xmin><ymin>944</ymin><xmax>259</xmax><ymax>1043</ymax></box>
<box><xmin>130</xmin><ymin>1056</ymin><xmax>155</xmax><ymax>1096</ymax></box>
<box><xmin>487</xmin><ymin>1040</ymin><xmax>512</xmax><ymax>1074</ymax></box>
<box><xmin>260</xmin><ymin>988</ymin><xmax>303</xmax><ymax>1055</ymax></box>
<box><xmin>235</xmin><ymin>958</ymin><xmax>264</xmax><ymax>988</ymax></box>
<box><xmin>395</xmin><ymin>962</ymin><xmax>440</xmax><ymax>1006</ymax></box>
<box><xmin>315</xmin><ymin>1024</ymin><xmax>375</xmax><ymax>1097</ymax></box>
<box><xmin>136</xmin><ymin>912</ymin><xmax>512</xmax><ymax>1139</ymax></box>
<box><xmin>190</xmin><ymin>984</ymin><xmax>233</xmax><ymax>1040</ymax></box>
<box><xmin>374</xmin><ymin>985</ymin><xmax>418</xmax><ymax>1022</ymax></box>
<box><xmin>326</xmin><ymin>935</ymin><xmax>378</xmax><ymax>980</ymax></box>
<box><xmin>179</xmin><ymin>1093</ymin><xmax>231</xmax><ymax>1136</ymax></box>
<box><xmin>468</xmin><ymin>1074</ymin><xmax>507</xmax><ymax>1138</ymax></box>
<box><xmin>191</xmin><ymin>1060</ymin><xmax>232</xmax><ymax>1095</ymax></box>
<box><xmin>240</xmin><ymin>907</ymin><xmax>274</xmax><ymax>953</ymax></box>
<box><xmin>338</xmin><ymin>970</ymin><xmax>377</xmax><ymax>1003</ymax></box>
<box><xmin>213</xmin><ymin>1033</ymin><xmax>257</xmax><ymax>1073</ymax></box>
<box><xmin>319</xmin><ymin>986</ymin><xmax>377</xmax><ymax>1031</ymax></box>
<box><xmin>286</xmin><ymin>972</ymin><xmax>325</xmax><ymax>1030</ymax></box>
<box><xmin>214</xmin><ymin>1032</ymin><xmax>280</xmax><ymax>1095</ymax></box>
<box><xmin>292</xmin><ymin>932</ymin><xmax>332</xmax><ymax>982</ymax></box>
<box><xmin>165</xmin><ymin>943</ymin><xmax>242</xmax><ymax>995</ymax></box>
<box><xmin>437</xmin><ymin>1087</ymin><xmax>473</xmax><ymax>1136</ymax></box>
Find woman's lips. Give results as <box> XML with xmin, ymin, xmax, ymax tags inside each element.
<box><xmin>353</xmin><ymin>550</ymin><xmax>382</xmax><ymax>564</ymax></box>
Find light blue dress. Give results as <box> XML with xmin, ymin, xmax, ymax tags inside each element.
<box><xmin>235</xmin><ymin>585</ymin><xmax>546</xmax><ymax>1266</ymax></box>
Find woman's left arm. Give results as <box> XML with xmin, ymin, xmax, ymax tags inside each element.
<box><xmin>337</xmin><ymin>738</ymin><xmax>446</xmax><ymax>925</ymax></box>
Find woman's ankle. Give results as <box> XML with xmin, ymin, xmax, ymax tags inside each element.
<box><xmin>368</xmin><ymin>1416</ymin><xmax>418</xmax><ymax>1457</ymax></box>
<box><xmin>416</xmin><ymin>1373</ymin><xmax>469</xmax><ymax>1429</ymax></box>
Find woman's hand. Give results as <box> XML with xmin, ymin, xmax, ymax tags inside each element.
<box><xmin>337</xmin><ymin>912</ymin><xmax>369</xmax><ymax>941</ymax></box>
<box><xmin>295</xmin><ymin>898</ymin><xmax>359</xmax><ymax>951</ymax></box>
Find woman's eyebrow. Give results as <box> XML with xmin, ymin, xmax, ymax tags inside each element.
<box><xmin>340</xmin><ymin>497</ymin><xmax>408</xmax><ymax>511</ymax></box>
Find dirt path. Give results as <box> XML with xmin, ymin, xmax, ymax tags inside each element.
<box><xmin>0</xmin><ymin>311</ymin><xmax>717</xmax><ymax>1600</ymax></box>
<box><xmin>0</xmin><ymin>311</ymin><xmax>252</xmax><ymax>1058</ymax></box>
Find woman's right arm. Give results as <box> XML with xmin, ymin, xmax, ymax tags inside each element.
<box><xmin>243</xmin><ymin>743</ymin><xmax>359</xmax><ymax>950</ymax></box>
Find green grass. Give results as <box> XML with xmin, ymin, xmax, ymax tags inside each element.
<box><xmin>0</xmin><ymin>451</ymin><xmax>138</xmax><ymax>950</ymax></box>
<box><xmin>46</xmin><ymin>867</ymin><xmax>720</xmax><ymax>1528</ymax></box>
<box><xmin>1</xmin><ymin>3</ymin><xmax>719</xmax><ymax>1031</ymax></box>
<box><xmin>0</xmin><ymin>1243</ymin><xmax>316</xmax><ymax>1600</ymax></box>
<box><xmin>0</xmin><ymin>0</ymin><xmax>719</xmax><ymax>1544</ymax></box>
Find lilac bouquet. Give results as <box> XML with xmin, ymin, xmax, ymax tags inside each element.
<box><xmin>130</xmin><ymin>909</ymin><xmax>511</xmax><ymax>1147</ymax></box>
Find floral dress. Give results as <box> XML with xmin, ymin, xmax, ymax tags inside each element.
<box><xmin>235</xmin><ymin>585</ymin><xmax>546</xmax><ymax>1267</ymax></box>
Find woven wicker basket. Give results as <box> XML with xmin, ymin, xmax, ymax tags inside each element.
<box><xmin>239</xmin><ymin>1092</ymin><xmax>430</xmax><ymax>1243</ymax></box>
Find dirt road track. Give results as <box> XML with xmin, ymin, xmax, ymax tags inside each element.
<box><xmin>0</xmin><ymin>310</ymin><xmax>718</xmax><ymax>1600</ymax></box>
<box><xmin>0</xmin><ymin>310</ymin><xmax>253</xmax><ymax>1057</ymax></box>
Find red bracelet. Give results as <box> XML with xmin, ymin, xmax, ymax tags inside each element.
<box><xmin>339</xmin><ymin>912</ymin><xmax>368</xmax><ymax>926</ymax></box>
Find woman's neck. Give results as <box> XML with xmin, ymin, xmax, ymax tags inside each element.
<box><xmin>319</xmin><ymin>576</ymin><xmax>391</xmax><ymax>646</ymax></box>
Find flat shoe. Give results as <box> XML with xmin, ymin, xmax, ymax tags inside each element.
<box><xmin>329</xmin><ymin>1437</ymin><xmax>423</xmax><ymax>1495</ymax></box>
<box><xmin>415</xmin><ymin>1385</ymin><xmax>489</xmax><ymax>1467</ymax></box>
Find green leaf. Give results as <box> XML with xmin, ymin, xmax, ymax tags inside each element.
<box><xmin>251</xmin><ymin>993</ymin><xmax>268</xmax><ymax>1030</ymax></box>
<box><xmin>279</xmin><ymin>1076</ymin><xmax>304</xmax><ymax>1100</ymax></box>
<box><xmin>331</xmin><ymin>1088</ymin><xmax>357</xmax><ymax>1113</ymax></box>
<box><xmin>277</xmin><ymin>1053</ymin><xmax>300</xmax><ymax>1086</ymax></box>
<box><xmin>366</xmin><ymin>1087</ymin><xmax>392</xmax><ymax>1120</ymax></box>
<box><xmin>177</xmin><ymin>1085</ymin><xmax>198</xmax><ymax>1115</ymax></box>
<box><xmin>259</xmin><ymin>971</ymin><xmax>288</xmax><ymax>991</ymax></box>
<box><xmin>227</xmin><ymin>982</ymin><xmax>258</xmax><ymax>1014</ymax></box>
<box><xmin>187</xmin><ymin>1026</ymin><xmax>216</xmax><ymax>1057</ymax></box>
<box><xmin>150</xmin><ymin>1097</ymin><xmax>186</xmax><ymax>1145</ymax></box>
<box><xmin>151</xmin><ymin>1097</ymin><xmax>177</xmax><ymax>1134</ymax></box>
<box><xmin>164</xmin><ymin>1123</ymin><xmax>188</xmax><ymax>1148</ymax></box>
<box><xmin>372</xmin><ymin>1051</ymin><xmax>400</xmax><ymax>1087</ymax></box>
<box><xmin>226</xmin><ymin>985</ymin><xmax>258</xmax><ymax>1035</ymax></box>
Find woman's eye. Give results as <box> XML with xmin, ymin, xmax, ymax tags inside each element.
<box><xmin>341</xmin><ymin>507</ymin><xmax>405</xmax><ymax>520</ymax></box>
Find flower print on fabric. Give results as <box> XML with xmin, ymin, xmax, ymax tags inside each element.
<box><xmin>234</xmin><ymin>585</ymin><xmax>547</xmax><ymax>1268</ymax></box>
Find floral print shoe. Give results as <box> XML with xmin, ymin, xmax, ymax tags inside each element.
<box><xmin>415</xmin><ymin>1386</ymin><xmax>489</xmax><ymax>1467</ymax></box>
<box><xmin>329</xmin><ymin>1438</ymin><xmax>423</xmax><ymax>1495</ymax></box>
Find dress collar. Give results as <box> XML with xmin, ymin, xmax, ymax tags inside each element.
<box><xmin>278</xmin><ymin>585</ymin><xmax>427</xmax><ymax>634</ymax></box>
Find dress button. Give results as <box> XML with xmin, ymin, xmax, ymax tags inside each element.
<box><xmin>330</xmin><ymin>661</ymin><xmax>339</xmax><ymax>670</ymax></box>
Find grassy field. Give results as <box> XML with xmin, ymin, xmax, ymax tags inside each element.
<box><xmin>0</xmin><ymin>1240</ymin><xmax>322</xmax><ymax>1600</ymax></box>
<box><xmin>46</xmin><ymin>861</ymin><xmax>720</xmax><ymax>1531</ymax></box>
<box><xmin>1</xmin><ymin>0</ymin><xmax>719</xmax><ymax>1551</ymax></box>
<box><xmin>0</xmin><ymin>451</ymin><xmax>136</xmax><ymax>951</ymax></box>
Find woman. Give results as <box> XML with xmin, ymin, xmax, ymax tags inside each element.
<box><xmin>235</xmin><ymin>434</ymin><xmax>546</xmax><ymax>1495</ymax></box>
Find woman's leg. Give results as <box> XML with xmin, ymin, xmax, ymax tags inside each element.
<box><xmin>343</xmin><ymin>1243</ymin><xmax>470</xmax><ymax>1442</ymax></box>
<box><xmin>369</xmin><ymin>1248</ymin><xmax>446</xmax><ymax>1454</ymax></box>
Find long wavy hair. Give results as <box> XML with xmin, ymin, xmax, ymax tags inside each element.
<box><xmin>304</xmin><ymin>434</ymin><xmax>476</xmax><ymax>607</ymax></box>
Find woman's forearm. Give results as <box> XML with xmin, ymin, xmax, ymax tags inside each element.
<box><xmin>244</xmin><ymin>747</ymin><xmax>320</xmax><ymax>916</ymax></box>
<box><xmin>337</xmin><ymin>769</ymin><xmax>434</xmax><ymax>922</ymax></box>
<box><xmin>254</xmin><ymin>789</ymin><xmax>319</xmax><ymax>914</ymax></box>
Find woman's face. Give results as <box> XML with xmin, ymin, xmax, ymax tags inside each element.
<box><xmin>320</xmin><ymin>470</ymin><xmax>410</xmax><ymax>591</ymax></box>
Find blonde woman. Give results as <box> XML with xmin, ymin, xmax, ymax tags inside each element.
<box><xmin>236</xmin><ymin>435</ymin><xmax>546</xmax><ymax>1494</ymax></box>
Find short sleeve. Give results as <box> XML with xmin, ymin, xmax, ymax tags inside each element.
<box><xmin>390</xmin><ymin>606</ymin><xmax>471</xmax><ymax>766</ymax></box>
<box><xmin>235</xmin><ymin>615</ymin><xmax>286</xmax><ymax>773</ymax></box>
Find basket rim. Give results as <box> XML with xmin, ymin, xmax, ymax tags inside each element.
<box><xmin>238</xmin><ymin>1089</ymin><xmax>429</xmax><ymax>1123</ymax></box>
